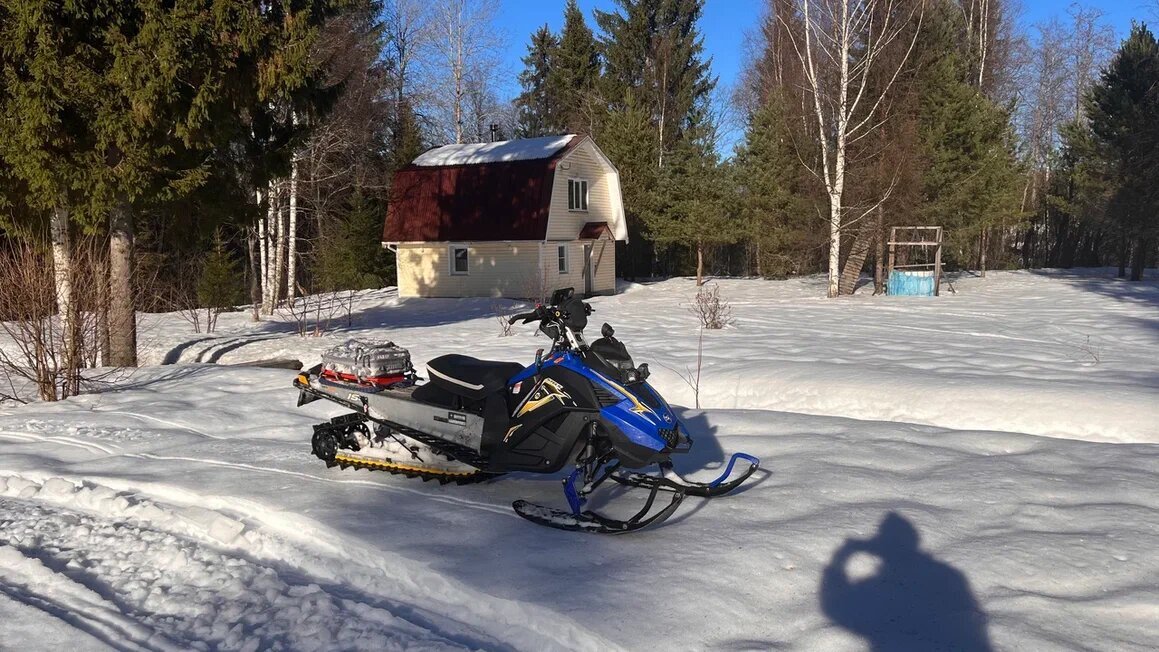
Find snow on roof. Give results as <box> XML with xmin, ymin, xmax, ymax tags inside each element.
<box><xmin>411</xmin><ymin>135</ymin><xmax>576</xmax><ymax>167</ymax></box>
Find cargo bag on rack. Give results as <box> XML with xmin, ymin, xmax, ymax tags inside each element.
<box><xmin>320</xmin><ymin>340</ymin><xmax>413</xmax><ymax>389</ymax></box>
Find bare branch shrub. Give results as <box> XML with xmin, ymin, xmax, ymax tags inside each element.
<box><xmin>690</xmin><ymin>283</ymin><xmax>733</xmax><ymax>329</ymax></box>
<box><xmin>280</xmin><ymin>291</ymin><xmax>350</xmax><ymax>337</ymax></box>
<box><xmin>493</xmin><ymin>300</ymin><xmax>517</xmax><ymax>337</ymax></box>
<box><xmin>0</xmin><ymin>237</ymin><xmax>107</xmax><ymax>402</ymax></box>
<box><xmin>519</xmin><ymin>266</ymin><xmax>552</xmax><ymax>304</ymax></box>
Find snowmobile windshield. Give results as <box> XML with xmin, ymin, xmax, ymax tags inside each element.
<box><xmin>586</xmin><ymin>337</ymin><xmax>642</xmax><ymax>384</ymax></box>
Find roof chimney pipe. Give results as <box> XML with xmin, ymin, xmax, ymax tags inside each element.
<box><xmin>489</xmin><ymin>123</ymin><xmax>499</xmax><ymax>142</ymax></box>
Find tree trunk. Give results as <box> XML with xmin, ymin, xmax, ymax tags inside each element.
<box><xmin>50</xmin><ymin>206</ymin><xmax>73</xmax><ymax>351</ymax></box>
<box><xmin>108</xmin><ymin>198</ymin><xmax>137</xmax><ymax>367</ymax></box>
<box><xmin>1130</xmin><ymin>237</ymin><xmax>1148</xmax><ymax>282</ymax></box>
<box><xmin>258</xmin><ymin>188</ymin><xmax>269</xmax><ymax>312</ymax></box>
<box><xmin>262</xmin><ymin>182</ymin><xmax>279</xmax><ymax>315</ymax></box>
<box><xmin>980</xmin><ymin>226</ymin><xmax>988</xmax><ymax>278</ymax></box>
<box><xmin>247</xmin><ymin>225</ymin><xmax>261</xmax><ymax>321</ymax></box>
<box><xmin>288</xmin><ymin>150</ymin><xmax>299</xmax><ymax>303</ymax></box>
<box><xmin>98</xmin><ymin>250</ymin><xmax>111</xmax><ymax>365</ymax></box>
<box><xmin>827</xmin><ymin>193</ymin><xmax>842</xmax><ymax>298</ymax></box>
<box><xmin>696</xmin><ymin>242</ymin><xmax>704</xmax><ymax>286</ymax></box>
<box><xmin>839</xmin><ymin>223</ymin><xmax>872</xmax><ymax>295</ymax></box>
<box><xmin>270</xmin><ymin>186</ymin><xmax>285</xmax><ymax>314</ymax></box>
<box><xmin>1118</xmin><ymin>230</ymin><xmax>1128</xmax><ymax>278</ymax></box>
<box><xmin>873</xmin><ymin>207</ymin><xmax>885</xmax><ymax>295</ymax></box>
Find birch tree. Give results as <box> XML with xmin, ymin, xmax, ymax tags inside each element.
<box><xmin>782</xmin><ymin>0</ymin><xmax>923</xmax><ymax>297</ymax></box>
<box><xmin>429</xmin><ymin>0</ymin><xmax>501</xmax><ymax>144</ymax></box>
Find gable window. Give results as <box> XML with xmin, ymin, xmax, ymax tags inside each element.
<box><xmin>450</xmin><ymin>245</ymin><xmax>469</xmax><ymax>275</ymax></box>
<box><xmin>568</xmin><ymin>179</ymin><xmax>588</xmax><ymax>211</ymax></box>
<box><xmin>557</xmin><ymin>245</ymin><xmax>569</xmax><ymax>274</ymax></box>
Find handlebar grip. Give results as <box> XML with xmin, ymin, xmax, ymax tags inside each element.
<box><xmin>508</xmin><ymin>311</ymin><xmax>539</xmax><ymax>324</ymax></box>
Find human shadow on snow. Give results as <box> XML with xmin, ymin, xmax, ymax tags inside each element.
<box><xmin>819</xmin><ymin>512</ymin><xmax>992</xmax><ymax>652</ymax></box>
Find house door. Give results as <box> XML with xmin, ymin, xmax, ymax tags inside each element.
<box><xmin>583</xmin><ymin>244</ymin><xmax>594</xmax><ymax>296</ymax></box>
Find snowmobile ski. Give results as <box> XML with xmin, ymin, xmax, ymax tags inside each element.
<box><xmin>612</xmin><ymin>453</ymin><xmax>760</xmax><ymax>498</ymax></box>
<box><xmin>512</xmin><ymin>485</ymin><xmax>685</xmax><ymax>534</ymax></box>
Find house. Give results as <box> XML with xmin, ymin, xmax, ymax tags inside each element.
<box><xmin>382</xmin><ymin>134</ymin><xmax>627</xmax><ymax>298</ymax></box>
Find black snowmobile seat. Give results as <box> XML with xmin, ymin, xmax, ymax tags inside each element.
<box><xmin>426</xmin><ymin>354</ymin><xmax>523</xmax><ymax>400</ymax></box>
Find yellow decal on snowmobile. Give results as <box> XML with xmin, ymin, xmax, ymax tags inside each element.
<box><xmin>591</xmin><ymin>372</ymin><xmax>655</xmax><ymax>417</ymax></box>
<box><xmin>504</xmin><ymin>424</ymin><xmax>522</xmax><ymax>442</ymax></box>
<box><xmin>514</xmin><ymin>378</ymin><xmax>573</xmax><ymax>417</ymax></box>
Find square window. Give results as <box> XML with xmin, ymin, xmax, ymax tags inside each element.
<box><xmin>557</xmin><ymin>245</ymin><xmax>568</xmax><ymax>274</ymax></box>
<box><xmin>451</xmin><ymin>246</ymin><xmax>469</xmax><ymax>275</ymax></box>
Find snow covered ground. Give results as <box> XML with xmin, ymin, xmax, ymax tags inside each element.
<box><xmin>2</xmin><ymin>269</ymin><xmax>1157</xmax><ymax>650</ymax></box>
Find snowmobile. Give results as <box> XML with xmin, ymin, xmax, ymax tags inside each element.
<box><xmin>293</xmin><ymin>288</ymin><xmax>759</xmax><ymax>533</ymax></box>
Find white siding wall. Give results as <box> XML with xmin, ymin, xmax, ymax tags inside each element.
<box><xmin>540</xmin><ymin>239</ymin><xmax>616</xmax><ymax>297</ymax></box>
<box><xmin>396</xmin><ymin>242</ymin><xmax>541</xmax><ymax>298</ymax></box>
<box><xmin>546</xmin><ymin>140</ymin><xmax>613</xmax><ymax>241</ymax></box>
<box><xmin>397</xmin><ymin>239</ymin><xmax>617</xmax><ymax>299</ymax></box>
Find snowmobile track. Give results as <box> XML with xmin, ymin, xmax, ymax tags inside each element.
<box><xmin>332</xmin><ymin>452</ymin><xmax>503</xmax><ymax>485</ymax></box>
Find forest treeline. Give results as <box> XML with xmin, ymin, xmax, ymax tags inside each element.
<box><xmin>512</xmin><ymin>0</ymin><xmax>1159</xmax><ymax>293</ymax></box>
<box><xmin>0</xmin><ymin>0</ymin><xmax>1157</xmax><ymax>387</ymax></box>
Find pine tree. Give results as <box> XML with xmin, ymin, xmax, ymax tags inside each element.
<box><xmin>316</xmin><ymin>192</ymin><xmax>392</xmax><ymax>292</ymax></box>
<box><xmin>391</xmin><ymin>98</ymin><xmax>426</xmax><ymax>171</ymax></box>
<box><xmin>515</xmin><ymin>25</ymin><xmax>562</xmax><ymax>137</ymax></box>
<box><xmin>197</xmin><ymin>231</ymin><xmax>245</xmax><ymax>332</ymax></box>
<box><xmin>646</xmin><ymin>122</ymin><xmax>739</xmax><ymax>285</ymax></box>
<box><xmin>915</xmin><ymin>26</ymin><xmax>1021</xmax><ymax>270</ymax></box>
<box><xmin>596</xmin><ymin>93</ymin><xmax>660</xmax><ymax>279</ymax></box>
<box><xmin>1088</xmin><ymin>22</ymin><xmax>1159</xmax><ymax>281</ymax></box>
<box><xmin>552</xmin><ymin>0</ymin><xmax>601</xmax><ymax>133</ymax></box>
<box><xmin>596</xmin><ymin>0</ymin><xmax>715</xmax><ymax>162</ymax></box>
<box><xmin>594</xmin><ymin>0</ymin><xmax>717</xmax><ymax>278</ymax></box>
<box><xmin>731</xmin><ymin>98</ymin><xmax>811</xmax><ymax>278</ymax></box>
<box><xmin>1043</xmin><ymin>120</ymin><xmax>1115</xmax><ymax>267</ymax></box>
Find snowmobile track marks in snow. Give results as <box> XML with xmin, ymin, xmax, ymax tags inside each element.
<box><xmin>332</xmin><ymin>452</ymin><xmax>502</xmax><ymax>485</ymax></box>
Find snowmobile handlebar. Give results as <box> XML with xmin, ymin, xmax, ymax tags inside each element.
<box><xmin>508</xmin><ymin>307</ymin><xmax>546</xmax><ymax>325</ymax></box>
<box><xmin>507</xmin><ymin>301</ymin><xmax>594</xmax><ymax>326</ymax></box>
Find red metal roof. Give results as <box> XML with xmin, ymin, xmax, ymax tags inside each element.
<box><xmin>383</xmin><ymin>137</ymin><xmax>584</xmax><ymax>242</ymax></box>
<box><xmin>578</xmin><ymin>222</ymin><xmax>612</xmax><ymax>240</ymax></box>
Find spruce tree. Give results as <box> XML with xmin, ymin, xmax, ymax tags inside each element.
<box><xmin>552</xmin><ymin>0</ymin><xmax>601</xmax><ymax>133</ymax></box>
<box><xmin>594</xmin><ymin>0</ymin><xmax>717</xmax><ymax>278</ymax></box>
<box><xmin>316</xmin><ymin>192</ymin><xmax>392</xmax><ymax>292</ymax></box>
<box><xmin>391</xmin><ymin>98</ymin><xmax>425</xmax><ymax>172</ymax></box>
<box><xmin>515</xmin><ymin>25</ymin><xmax>562</xmax><ymax>137</ymax></box>
<box><xmin>731</xmin><ymin>98</ymin><xmax>810</xmax><ymax>278</ymax></box>
<box><xmin>916</xmin><ymin>48</ymin><xmax>1020</xmax><ymax>269</ymax></box>
<box><xmin>197</xmin><ymin>231</ymin><xmax>245</xmax><ymax>332</ymax></box>
<box><xmin>1088</xmin><ymin>23</ymin><xmax>1159</xmax><ymax>281</ymax></box>
<box><xmin>646</xmin><ymin>121</ymin><xmax>738</xmax><ymax>285</ymax></box>
<box><xmin>596</xmin><ymin>93</ymin><xmax>660</xmax><ymax>279</ymax></box>
<box><xmin>596</xmin><ymin>0</ymin><xmax>715</xmax><ymax>159</ymax></box>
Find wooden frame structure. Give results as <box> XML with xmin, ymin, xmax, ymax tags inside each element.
<box><xmin>886</xmin><ymin>226</ymin><xmax>943</xmax><ymax>296</ymax></box>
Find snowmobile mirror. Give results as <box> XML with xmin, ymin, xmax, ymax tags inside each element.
<box><xmin>601</xmin><ymin>323</ymin><xmax>615</xmax><ymax>339</ymax></box>
<box><xmin>638</xmin><ymin>363</ymin><xmax>650</xmax><ymax>380</ymax></box>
